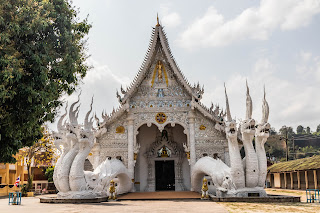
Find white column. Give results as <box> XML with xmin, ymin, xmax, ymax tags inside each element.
<box><xmin>188</xmin><ymin>110</ymin><xmax>196</xmax><ymax>175</ymax></box>
<box><xmin>127</xmin><ymin>114</ymin><xmax>134</xmax><ymax>181</ymax></box>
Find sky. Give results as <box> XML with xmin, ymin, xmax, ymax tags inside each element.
<box><xmin>49</xmin><ymin>0</ymin><xmax>320</xmax><ymax>133</ymax></box>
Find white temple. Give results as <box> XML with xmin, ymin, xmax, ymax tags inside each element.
<box><xmin>53</xmin><ymin>17</ymin><xmax>271</xmax><ymax>199</ymax></box>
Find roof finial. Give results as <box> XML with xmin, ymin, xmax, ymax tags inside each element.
<box><xmin>156</xmin><ymin>13</ymin><xmax>160</xmax><ymax>26</ymax></box>
<box><xmin>224</xmin><ymin>83</ymin><xmax>232</xmax><ymax>122</ymax></box>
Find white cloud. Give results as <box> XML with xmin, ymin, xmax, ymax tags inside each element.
<box><xmin>178</xmin><ymin>0</ymin><xmax>320</xmax><ymax>49</ymax></box>
<box><xmin>202</xmin><ymin>55</ymin><xmax>320</xmax><ymax>131</ymax></box>
<box><xmin>47</xmin><ymin>58</ymin><xmax>130</xmax><ymax>131</ymax></box>
<box><xmin>162</xmin><ymin>12</ymin><xmax>181</xmax><ymax>28</ymax></box>
<box><xmin>296</xmin><ymin>51</ymin><xmax>320</xmax><ymax>82</ymax></box>
<box><xmin>160</xmin><ymin>3</ymin><xmax>181</xmax><ymax>28</ymax></box>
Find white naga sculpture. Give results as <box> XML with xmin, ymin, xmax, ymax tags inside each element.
<box><xmin>255</xmin><ymin>88</ymin><xmax>270</xmax><ymax>187</ymax></box>
<box><xmin>192</xmin><ymin>82</ymin><xmax>270</xmax><ymax>197</ymax></box>
<box><xmin>240</xmin><ymin>82</ymin><xmax>259</xmax><ymax>188</ymax></box>
<box><xmin>53</xmin><ymin>96</ymin><xmax>132</xmax><ymax>199</ymax></box>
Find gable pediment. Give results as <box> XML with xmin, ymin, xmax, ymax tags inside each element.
<box><xmin>101</xmin><ymin>23</ymin><xmax>222</xmax><ymax>127</ymax></box>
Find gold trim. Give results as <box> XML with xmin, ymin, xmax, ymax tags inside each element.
<box><xmin>156</xmin><ymin>13</ymin><xmax>160</xmax><ymax>26</ymax></box>
<box><xmin>151</xmin><ymin>60</ymin><xmax>168</xmax><ymax>87</ymax></box>
<box><xmin>162</xmin><ymin>63</ymin><xmax>169</xmax><ymax>86</ymax></box>
<box><xmin>151</xmin><ymin>64</ymin><xmax>157</xmax><ymax>87</ymax></box>
<box><xmin>116</xmin><ymin>126</ymin><xmax>125</xmax><ymax>134</ymax></box>
<box><xmin>199</xmin><ymin>125</ymin><xmax>206</xmax><ymax>130</ymax></box>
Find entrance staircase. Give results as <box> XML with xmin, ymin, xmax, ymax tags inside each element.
<box><xmin>117</xmin><ymin>191</ymin><xmax>201</xmax><ymax>201</ymax></box>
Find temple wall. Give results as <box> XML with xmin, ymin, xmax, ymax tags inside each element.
<box><xmin>194</xmin><ymin>111</ymin><xmax>229</xmax><ymax>165</ymax></box>
<box><xmin>98</xmin><ymin>114</ymin><xmax>129</xmax><ymax>167</ymax></box>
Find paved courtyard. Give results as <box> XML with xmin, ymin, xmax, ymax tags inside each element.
<box><xmin>0</xmin><ymin>196</ymin><xmax>228</xmax><ymax>213</ymax></box>
<box><xmin>2</xmin><ymin>189</ymin><xmax>320</xmax><ymax>213</ymax></box>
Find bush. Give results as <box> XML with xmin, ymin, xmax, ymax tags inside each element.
<box><xmin>45</xmin><ymin>166</ymin><xmax>54</xmax><ymax>182</ymax></box>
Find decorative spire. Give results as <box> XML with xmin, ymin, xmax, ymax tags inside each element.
<box><xmin>94</xmin><ymin>112</ymin><xmax>100</xmax><ymax>127</ymax></box>
<box><xmin>246</xmin><ymin>80</ymin><xmax>253</xmax><ymax>120</ymax></box>
<box><xmin>224</xmin><ymin>83</ymin><xmax>232</xmax><ymax>122</ymax></box>
<box><xmin>57</xmin><ymin>103</ymin><xmax>68</xmax><ymax>132</ymax></box>
<box><xmin>261</xmin><ymin>85</ymin><xmax>269</xmax><ymax>123</ymax></box>
<box><xmin>69</xmin><ymin>91</ymin><xmax>81</xmax><ymax>126</ymax></box>
<box><xmin>156</xmin><ymin>13</ymin><xmax>160</xmax><ymax>26</ymax></box>
<box><xmin>84</xmin><ymin>96</ymin><xmax>94</xmax><ymax>130</ymax></box>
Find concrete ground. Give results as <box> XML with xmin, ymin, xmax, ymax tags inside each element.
<box><xmin>2</xmin><ymin>189</ymin><xmax>319</xmax><ymax>213</ymax></box>
<box><xmin>0</xmin><ymin>195</ymin><xmax>228</xmax><ymax>213</ymax></box>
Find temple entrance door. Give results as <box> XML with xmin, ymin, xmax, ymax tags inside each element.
<box><xmin>155</xmin><ymin>160</ymin><xmax>175</xmax><ymax>191</ymax></box>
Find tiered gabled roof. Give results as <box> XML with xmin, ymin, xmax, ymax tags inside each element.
<box><xmin>102</xmin><ymin>19</ymin><xmax>223</xmax><ymax>126</ymax></box>
<box><xmin>118</xmin><ymin>22</ymin><xmax>202</xmax><ymax>104</ymax></box>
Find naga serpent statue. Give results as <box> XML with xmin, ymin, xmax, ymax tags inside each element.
<box><xmin>53</xmin><ymin>96</ymin><xmax>132</xmax><ymax>199</ymax></box>
<box><xmin>240</xmin><ymin>81</ymin><xmax>259</xmax><ymax>188</ymax></box>
<box><xmin>52</xmin><ymin>103</ymin><xmax>68</xmax><ymax>192</ymax></box>
<box><xmin>255</xmin><ymin>87</ymin><xmax>270</xmax><ymax>188</ymax></box>
<box><xmin>192</xmin><ymin>82</ymin><xmax>270</xmax><ymax>197</ymax></box>
<box><xmin>224</xmin><ymin>84</ymin><xmax>245</xmax><ymax>189</ymax></box>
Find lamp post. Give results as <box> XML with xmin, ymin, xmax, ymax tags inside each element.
<box><xmin>280</xmin><ymin>126</ymin><xmax>289</xmax><ymax>161</ymax></box>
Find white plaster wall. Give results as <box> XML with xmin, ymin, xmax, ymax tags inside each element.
<box><xmin>182</xmin><ymin>157</ymin><xmax>191</xmax><ymax>190</ymax></box>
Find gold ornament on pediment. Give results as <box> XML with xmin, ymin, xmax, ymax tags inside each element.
<box><xmin>151</xmin><ymin>60</ymin><xmax>169</xmax><ymax>87</ymax></box>
<box><xmin>199</xmin><ymin>125</ymin><xmax>206</xmax><ymax>130</ymax></box>
<box><xmin>116</xmin><ymin>126</ymin><xmax>125</xmax><ymax>134</ymax></box>
<box><xmin>155</xmin><ymin>112</ymin><xmax>167</xmax><ymax>124</ymax></box>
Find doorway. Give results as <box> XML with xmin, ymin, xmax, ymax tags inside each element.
<box><xmin>155</xmin><ymin>160</ymin><xmax>175</xmax><ymax>191</ymax></box>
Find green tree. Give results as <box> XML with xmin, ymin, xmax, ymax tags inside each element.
<box><xmin>0</xmin><ymin>0</ymin><xmax>91</xmax><ymax>162</ymax></box>
<box><xmin>45</xmin><ymin>166</ymin><xmax>54</xmax><ymax>182</ymax></box>
<box><xmin>306</xmin><ymin>126</ymin><xmax>311</xmax><ymax>134</ymax></box>
<box><xmin>279</xmin><ymin>126</ymin><xmax>294</xmax><ymax>138</ymax></box>
<box><xmin>316</xmin><ymin>124</ymin><xmax>320</xmax><ymax>133</ymax></box>
<box><xmin>301</xmin><ymin>146</ymin><xmax>317</xmax><ymax>157</ymax></box>
<box><xmin>16</xmin><ymin>126</ymin><xmax>57</xmax><ymax>191</ymax></box>
<box><xmin>296</xmin><ymin>125</ymin><xmax>305</xmax><ymax>134</ymax></box>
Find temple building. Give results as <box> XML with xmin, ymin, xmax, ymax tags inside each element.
<box><xmin>89</xmin><ymin>18</ymin><xmax>230</xmax><ymax>192</ymax></box>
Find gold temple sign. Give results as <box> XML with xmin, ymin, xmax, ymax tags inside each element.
<box><xmin>116</xmin><ymin>126</ymin><xmax>125</xmax><ymax>134</ymax></box>
<box><xmin>155</xmin><ymin>112</ymin><xmax>167</xmax><ymax>124</ymax></box>
<box><xmin>151</xmin><ymin>60</ymin><xmax>168</xmax><ymax>87</ymax></box>
<box><xmin>199</xmin><ymin>125</ymin><xmax>206</xmax><ymax>130</ymax></box>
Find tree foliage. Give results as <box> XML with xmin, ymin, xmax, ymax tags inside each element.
<box><xmin>0</xmin><ymin>0</ymin><xmax>91</xmax><ymax>162</ymax></box>
<box><xmin>15</xmin><ymin>126</ymin><xmax>57</xmax><ymax>191</ymax></box>
<box><xmin>279</xmin><ymin>126</ymin><xmax>294</xmax><ymax>138</ymax></box>
<box><xmin>296</xmin><ymin>125</ymin><xmax>305</xmax><ymax>134</ymax></box>
<box><xmin>45</xmin><ymin>166</ymin><xmax>54</xmax><ymax>182</ymax></box>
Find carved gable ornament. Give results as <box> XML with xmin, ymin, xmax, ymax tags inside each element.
<box><xmin>199</xmin><ymin>125</ymin><xmax>206</xmax><ymax>130</ymax></box>
<box><xmin>157</xmin><ymin>145</ymin><xmax>171</xmax><ymax>157</ymax></box>
<box><xmin>155</xmin><ymin>112</ymin><xmax>167</xmax><ymax>124</ymax></box>
<box><xmin>116</xmin><ymin>126</ymin><xmax>125</xmax><ymax>134</ymax></box>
